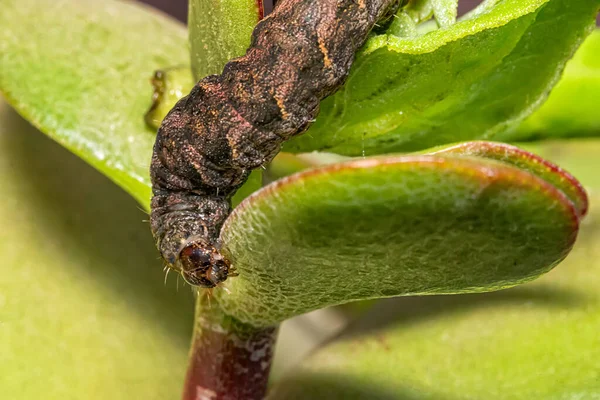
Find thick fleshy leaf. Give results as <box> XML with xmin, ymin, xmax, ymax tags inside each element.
<box><xmin>284</xmin><ymin>0</ymin><xmax>599</xmax><ymax>155</ymax></box>
<box><xmin>0</xmin><ymin>0</ymin><xmax>189</xmax><ymax>207</ymax></box>
<box><xmin>271</xmin><ymin>139</ymin><xmax>600</xmax><ymax>400</ymax></box>
<box><xmin>425</xmin><ymin>141</ymin><xmax>589</xmax><ymax>216</ymax></box>
<box><xmin>0</xmin><ymin>99</ymin><xmax>193</xmax><ymax>399</ymax></box>
<box><xmin>214</xmin><ymin>146</ymin><xmax>584</xmax><ymax>326</ymax></box>
<box><xmin>189</xmin><ymin>0</ymin><xmax>261</xmax><ymax>80</ymax></box>
<box><xmin>269</xmin><ymin>141</ymin><xmax>590</xmax><ymax>216</ymax></box>
<box><xmin>511</xmin><ymin>29</ymin><xmax>600</xmax><ymax>140</ymax></box>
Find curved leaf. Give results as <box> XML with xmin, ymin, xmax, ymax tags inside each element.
<box><xmin>511</xmin><ymin>29</ymin><xmax>600</xmax><ymax>140</ymax></box>
<box><xmin>284</xmin><ymin>0</ymin><xmax>599</xmax><ymax>155</ymax></box>
<box><xmin>271</xmin><ymin>139</ymin><xmax>600</xmax><ymax>400</ymax></box>
<box><xmin>425</xmin><ymin>141</ymin><xmax>589</xmax><ymax>216</ymax></box>
<box><xmin>215</xmin><ymin>145</ymin><xmax>584</xmax><ymax>326</ymax></box>
<box><xmin>0</xmin><ymin>0</ymin><xmax>189</xmax><ymax>207</ymax></box>
<box><xmin>0</xmin><ymin>99</ymin><xmax>193</xmax><ymax>399</ymax></box>
<box><xmin>270</xmin><ymin>141</ymin><xmax>590</xmax><ymax>216</ymax></box>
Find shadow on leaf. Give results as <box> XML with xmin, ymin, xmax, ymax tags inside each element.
<box><xmin>0</xmin><ymin>103</ymin><xmax>194</xmax><ymax>346</ymax></box>
<box><xmin>339</xmin><ymin>285</ymin><xmax>589</xmax><ymax>340</ymax></box>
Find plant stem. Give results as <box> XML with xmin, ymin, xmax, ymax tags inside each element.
<box><xmin>182</xmin><ymin>294</ymin><xmax>278</xmax><ymax>400</ymax></box>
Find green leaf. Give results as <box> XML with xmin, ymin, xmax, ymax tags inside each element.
<box><xmin>214</xmin><ymin>142</ymin><xmax>585</xmax><ymax>327</ymax></box>
<box><xmin>0</xmin><ymin>0</ymin><xmax>190</xmax><ymax>208</ymax></box>
<box><xmin>266</xmin><ymin>152</ymin><xmax>350</xmax><ymax>182</ymax></box>
<box><xmin>424</xmin><ymin>141</ymin><xmax>589</xmax><ymax>216</ymax></box>
<box><xmin>0</xmin><ymin>0</ymin><xmax>264</xmax><ymax>210</ymax></box>
<box><xmin>232</xmin><ymin>169</ymin><xmax>263</xmax><ymax>207</ymax></box>
<box><xmin>284</xmin><ymin>0</ymin><xmax>600</xmax><ymax>155</ymax></box>
<box><xmin>0</xmin><ymin>99</ymin><xmax>193</xmax><ymax>399</ymax></box>
<box><xmin>271</xmin><ymin>139</ymin><xmax>600</xmax><ymax>400</ymax></box>
<box><xmin>270</xmin><ymin>141</ymin><xmax>590</xmax><ymax>217</ymax></box>
<box><xmin>189</xmin><ymin>0</ymin><xmax>261</xmax><ymax>80</ymax></box>
<box><xmin>511</xmin><ymin>29</ymin><xmax>600</xmax><ymax>140</ymax></box>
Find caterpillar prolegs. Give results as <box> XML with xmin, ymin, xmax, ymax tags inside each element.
<box><xmin>150</xmin><ymin>0</ymin><xmax>399</xmax><ymax>288</ymax></box>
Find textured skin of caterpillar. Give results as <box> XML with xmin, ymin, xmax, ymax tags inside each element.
<box><xmin>150</xmin><ymin>0</ymin><xmax>398</xmax><ymax>288</ymax></box>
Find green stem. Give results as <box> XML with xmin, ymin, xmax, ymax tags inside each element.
<box><xmin>188</xmin><ymin>0</ymin><xmax>262</xmax><ymax>81</ymax></box>
<box><xmin>182</xmin><ymin>294</ymin><xmax>278</xmax><ymax>400</ymax></box>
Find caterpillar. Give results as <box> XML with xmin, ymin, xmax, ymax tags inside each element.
<box><xmin>150</xmin><ymin>0</ymin><xmax>399</xmax><ymax>288</ymax></box>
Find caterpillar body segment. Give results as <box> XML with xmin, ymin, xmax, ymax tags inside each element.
<box><xmin>150</xmin><ymin>0</ymin><xmax>398</xmax><ymax>287</ymax></box>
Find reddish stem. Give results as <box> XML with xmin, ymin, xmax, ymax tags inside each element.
<box><xmin>182</xmin><ymin>296</ymin><xmax>278</xmax><ymax>400</ymax></box>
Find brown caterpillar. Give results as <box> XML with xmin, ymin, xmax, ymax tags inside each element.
<box><xmin>150</xmin><ymin>0</ymin><xmax>399</xmax><ymax>288</ymax></box>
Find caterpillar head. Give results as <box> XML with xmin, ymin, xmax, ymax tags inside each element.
<box><xmin>176</xmin><ymin>241</ymin><xmax>231</xmax><ymax>288</ymax></box>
